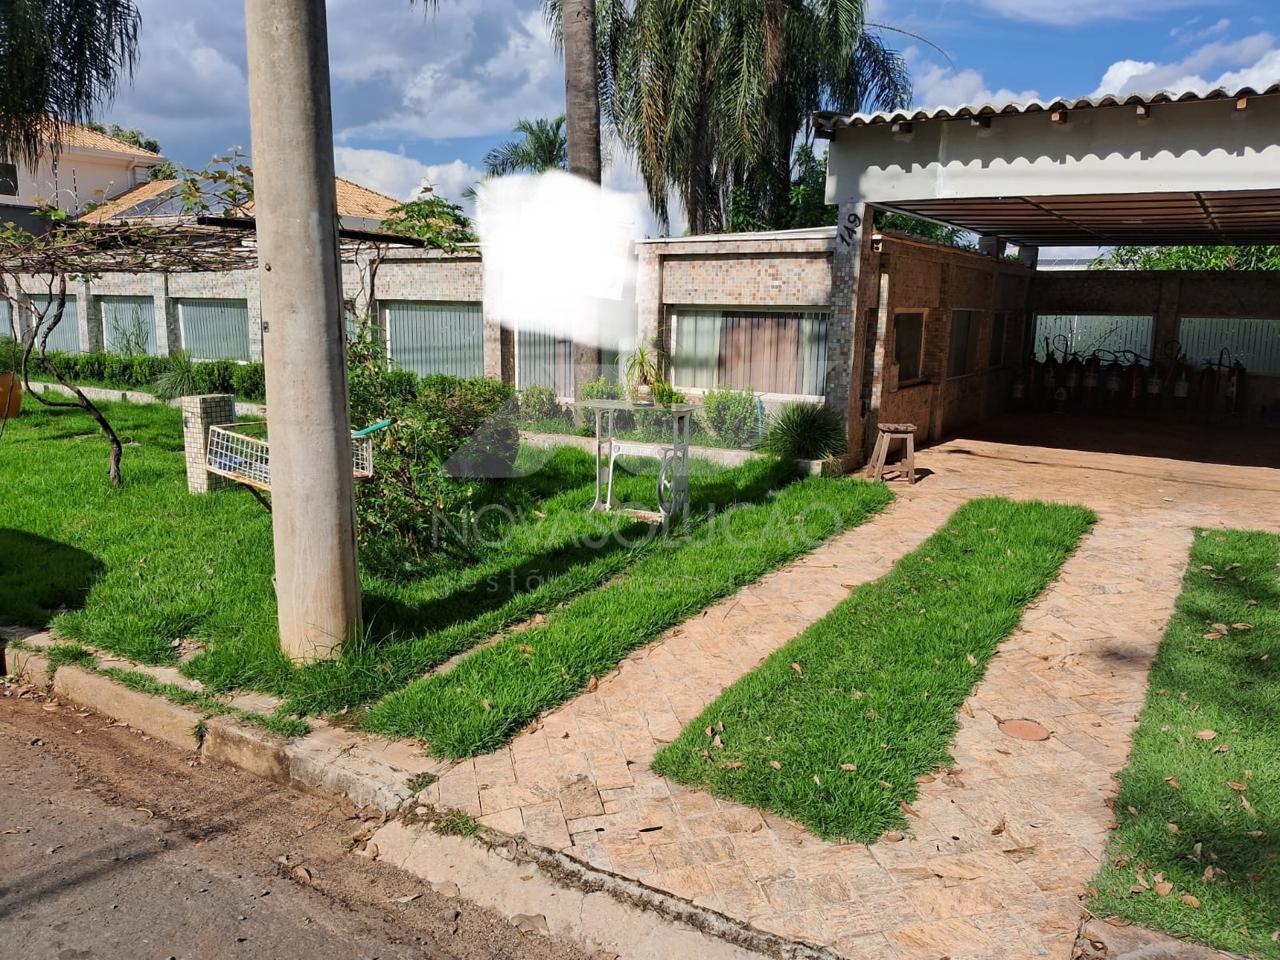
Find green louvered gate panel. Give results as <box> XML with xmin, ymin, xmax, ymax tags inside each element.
<box><xmin>385</xmin><ymin>301</ymin><xmax>484</xmax><ymax>378</ymax></box>
<box><xmin>178</xmin><ymin>298</ymin><xmax>251</xmax><ymax>361</ymax></box>
<box><xmin>30</xmin><ymin>294</ymin><xmax>81</xmax><ymax>353</ymax></box>
<box><xmin>1179</xmin><ymin>317</ymin><xmax>1280</xmax><ymax>376</ymax></box>
<box><xmin>100</xmin><ymin>296</ymin><xmax>159</xmax><ymax>355</ymax></box>
<box><xmin>517</xmin><ymin>327</ymin><xmax>573</xmax><ymax>397</ymax></box>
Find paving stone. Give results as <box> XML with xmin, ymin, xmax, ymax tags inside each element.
<box><xmin>416</xmin><ymin>439</ymin><xmax>1280</xmax><ymax>959</ymax></box>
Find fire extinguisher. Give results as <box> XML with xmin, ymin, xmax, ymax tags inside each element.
<box><xmin>1082</xmin><ymin>354</ymin><xmax>1101</xmax><ymax>411</ymax></box>
<box><xmin>1225</xmin><ymin>360</ymin><xmax>1248</xmax><ymax>416</ymax></box>
<box><xmin>1041</xmin><ymin>339</ymin><xmax>1060</xmax><ymax>411</ymax></box>
<box><xmin>1064</xmin><ymin>352</ymin><xmax>1084</xmax><ymax>409</ymax></box>
<box><xmin>1197</xmin><ymin>361</ymin><xmax>1219</xmax><ymax>414</ymax></box>
<box><xmin>1144</xmin><ymin>360</ymin><xmax>1164</xmax><ymax>415</ymax></box>
<box><xmin>1124</xmin><ymin>354</ymin><xmax>1146</xmax><ymax>412</ymax></box>
<box><xmin>1172</xmin><ymin>357</ymin><xmax>1191</xmax><ymax>414</ymax></box>
<box><xmin>1104</xmin><ymin>355</ymin><xmax>1124</xmax><ymax>412</ymax></box>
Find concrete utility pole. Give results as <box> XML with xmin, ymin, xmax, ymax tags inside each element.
<box><xmin>244</xmin><ymin>0</ymin><xmax>361</xmax><ymax>661</ymax></box>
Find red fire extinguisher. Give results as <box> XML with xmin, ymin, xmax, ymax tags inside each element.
<box><xmin>1225</xmin><ymin>360</ymin><xmax>1248</xmax><ymax>416</ymax></box>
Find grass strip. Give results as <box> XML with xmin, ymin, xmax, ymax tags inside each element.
<box><xmin>652</xmin><ymin>497</ymin><xmax>1095</xmax><ymax>843</ymax></box>
<box><xmin>1087</xmin><ymin>529</ymin><xmax>1279</xmax><ymax>958</ymax></box>
<box><xmin>363</xmin><ymin>476</ymin><xmax>894</xmax><ymax>757</ymax></box>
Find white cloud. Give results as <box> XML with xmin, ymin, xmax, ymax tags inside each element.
<box><xmin>1170</xmin><ymin>17</ymin><xmax>1231</xmax><ymax>44</ymax></box>
<box><xmin>904</xmin><ymin>47</ymin><xmax>1039</xmax><ymax>109</ymax></box>
<box><xmin>336</xmin><ymin>6</ymin><xmax>563</xmax><ymax>143</ymax></box>
<box><xmin>960</xmin><ymin>0</ymin><xmax>1203</xmax><ymax>28</ymax></box>
<box><xmin>333</xmin><ymin>147</ymin><xmax>433</xmax><ymax>201</ymax></box>
<box><xmin>418</xmin><ymin>159</ymin><xmax>486</xmax><ymax>212</ymax></box>
<box><xmin>1094</xmin><ymin>31</ymin><xmax>1280</xmax><ymax>95</ymax></box>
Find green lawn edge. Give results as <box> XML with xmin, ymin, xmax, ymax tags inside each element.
<box><xmin>362</xmin><ymin>476</ymin><xmax>895</xmax><ymax>756</ymax></box>
<box><xmin>1087</xmin><ymin>528</ymin><xmax>1279</xmax><ymax>959</ymax></box>
<box><xmin>651</xmin><ymin>497</ymin><xmax>1096</xmax><ymax>843</ymax></box>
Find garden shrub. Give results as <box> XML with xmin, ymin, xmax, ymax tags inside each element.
<box><xmin>578</xmin><ymin>374</ymin><xmax>621</xmax><ymax>401</ymax></box>
<box><xmin>347</xmin><ymin>335</ymin><xmax>518</xmax><ymax>574</ymax></box>
<box><xmin>758</xmin><ymin>402</ymin><xmax>847</xmax><ymax>461</ymax></box>
<box><xmin>518</xmin><ymin>384</ymin><xmax>561</xmax><ymax>423</ymax></box>
<box><xmin>191</xmin><ymin>359</ymin><xmax>237</xmax><ymax>395</ymax></box>
<box><xmin>230</xmin><ymin>362</ymin><xmax>266</xmax><ymax>402</ymax></box>
<box><xmin>633</xmin><ymin>382</ymin><xmax>687</xmax><ymax>439</ymax></box>
<box><xmin>698</xmin><ymin>387</ymin><xmax>759</xmax><ymax>448</ymax></box>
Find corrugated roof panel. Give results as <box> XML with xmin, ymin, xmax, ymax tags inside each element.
<box><xmin>815</xmin><ymin>84</ymin><xmax>1280</xmax><ymax>134</ymax></box>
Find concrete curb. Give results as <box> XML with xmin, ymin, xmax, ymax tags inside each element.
<box><xmin>29</xmin><ymin>380</ymin><xmax>265</xmax><ymax>417</ymax></box>
<box><xmin>1</xmin><ymin>645</ymin><xmax>823</xmax><ymax>960</ymax></box>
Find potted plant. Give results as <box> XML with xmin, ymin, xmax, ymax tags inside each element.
<box><xmin>625</xmin><ymin>345</ymin><xmax>659</xmax><ymax>406</ymax></box>
<box><xmin>0</xmin><ymin>336</ymin><xmax>21</xmax><ymax>420</ymax></box>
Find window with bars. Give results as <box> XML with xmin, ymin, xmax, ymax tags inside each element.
<box><xmin>100</xmin><ymin>296</ymin><xmax>159</xmax><ymax>355</ymax></box>
<box><xmin>672</xmin><ymin>307</ymin><xmax>829</xmax><ymax>396</ymax></box>
<box><xmin>1033</xmin><ymin>314</ymin><xmax>1153</xmax><ymax>360</ymax></box>
<box><xmin>178</xmin><ymin>298</ymin><xmax>252</xmax><ymax>361</ymax></box>
<box><xmin>947</xmin><ymin>309</ymin><xmax>982</xmax><ymax>377</ymax></box>
<box><xmin>517</xmin><ymin>327</ymin><xmax>574</xmax><ymax>397</ymax></box>
<box><xmin>383</xmin><ymin>300</ymin><xmax>484</xmax><ymax>378</ymax></box>
<box><xmin>893</xmin><ymin>311</ymin><xmax>925</xmax><ymax>383</ymax></box>
<box><xmin>1179</xmin><ymin>317</ymin><xmax>1280</xmax><ymax>376</ymax></box>
<box><xmin>29</xmin><ymin>294</ymin><xmax>81</xmax><ymax>354</ymax></box>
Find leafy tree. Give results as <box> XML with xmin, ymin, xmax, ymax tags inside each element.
<box><xmin>876</xmin><ymin>211</ymin><xmax>970</xmax><ymax>248</ymax></box>
<box><xmin>565</xmin><ymin>0</ymin><xmax>911</xmax><ymax>233</ymax></box>
<box><xmin>86</xmin><ymin>120</ymin><xmax>179</xmax><ymax>179</ymax></box>
<box><xmin>380</xmin><ymin>189</ymin><xmax>477</xmax><ymax>252</ymax></box>
<box><xmin>1094</xmin><ymin>245</ymin><xmax>1280</xmax><ymax>271</ymax></box>
<box><xmin>0</xmin><ymin>1</ymin><xmax>140</xmax><ymax>164</ymax></box>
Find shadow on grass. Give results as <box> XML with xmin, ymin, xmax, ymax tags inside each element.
<box><xmin>0</xmin><ymin>528</ymin><xmax>103</xmax><ymax>628</ymax></box>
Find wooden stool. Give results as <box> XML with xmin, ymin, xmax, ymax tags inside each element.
<box><xmin>869</xmin><ymin>422</ymin><xmax>916</xmax><ymax>484</ymax></box>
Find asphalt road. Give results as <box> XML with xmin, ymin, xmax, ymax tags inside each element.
<box><xmin>0</xmin><ymin>680</ymin><xmax>596</xmax><ymax>960</ymax></box>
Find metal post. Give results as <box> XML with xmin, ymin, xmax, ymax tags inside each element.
<box><xmin>244</xmin><ymin>0</ymin><xmax>361</xmax><ymax>662</ymax></box>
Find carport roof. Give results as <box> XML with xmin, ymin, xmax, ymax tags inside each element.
<box><xmin>817</xmin><ymin>85</ymin><xmax>1280</xmax><ymax>247</ymax></box>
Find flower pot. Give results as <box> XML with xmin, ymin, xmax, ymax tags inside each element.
<box><xmin>631</xmin><ymin>382</ymin><xmax>654</xmax><ymax>406</ymax></box>
<box><xmin>0</xmin><ymin>373</ymin><xmax>21</xmax><ymax>420</ymax></box>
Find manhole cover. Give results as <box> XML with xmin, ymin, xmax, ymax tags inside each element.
<box><xmin>999</xmin><ymin>718</ymin><xmax>1051</xmax><ymax>741</ymax></box>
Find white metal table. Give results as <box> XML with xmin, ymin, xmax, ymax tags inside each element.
<box><xmin>579</xmin><ymin>399</ymin><xmax>695</xmax><ymax>527</ymax></box>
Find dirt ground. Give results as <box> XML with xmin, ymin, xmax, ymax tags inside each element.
<box><xmin>0</xmin><ymin>680</ymin><xmax>602</xmax><ymax>960</ymax></box>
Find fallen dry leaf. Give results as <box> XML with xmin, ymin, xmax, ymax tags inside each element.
<box><xmin>292</xmin><ymin>865</ymin><xmax>313</xmax><ymax>885</ymax></box>
<box><xmin>1213</xmin><ymin>743</ymin><xmax>1231</xmax><ymax>754</ymax></box>
<box><xmin>1194</xmin><ymin>730</ymin><xmax>1218</xmax><ymax>741</ymax></box>
<box><xmin>1179</xmin><ymin>893</ymin><xmax>1201</xmax><ymax>908</ymax></box>
<box><xmin>1164</xmin><ymin>776</ymin><xmax>1182</xmax><ymax>790</ymax></box>
<box><xmin>899</xmin><ymin>800</ymin><xmax>920</xmax><ymax>818</ymax></box>
<box><xmin>586</xmin><ymin>676</ymin><xmax>599</xmax><ymax>693</ymax></box>
<box><xmin>1211</xmin><ymin>623</ymin><xmax>1229</xmax><ymax>634</ymax></box>
<box><xmin>1155</xmin><ymin>881</ymin><xmax>1174</xmax><ymax>897</ymax></box>
<box><xmin>1167</xmin><ymin>822</ymin><xmax>1181</xmax><ymax>834</ymax></box>
<box><xmin>721</xmin><ymin>761</ymin><xmax>744</xmax><ymax>769</ymax></box>
<box><xmin>840</xmin><ymin>763</ymin><xmax>858</xmax><ymax>772</ymax></box>
<box><xmin>883</xmin><ymin>831</ymin><xmax>905</xmax><ymax>842</ymax></box>
<box><xmin>966</xmin><ymin>652</ymin><xmax>978</xmax><ymax>667</ymax></box>
<box><xmin>991</xmin><ymin>818</ymin><xmax>1007</xmax><ymax>836</ymax></box>
<box><xmin>790</xmin><ymin>662</ymin><xmax>804</xmax><ymax>677</ymax></box>
<box><xmin>877</xmin><ymin>779</ymin><xmax>893</xmax><ymax>790</ymax></box>
<box><xmin>1232</xmin><ymin>623</ymin><xmax>1253</xmax><ymax>631</ymax></box>
<box><xmin>1228</xmin><ymin>780</ymin><xmax>1249</xmax><ymax>792</ymax></box>
<box><xmin>768</xmin><ymin>760</ymin><xmax>782</xmax><ymax>770</ymax></box>
<box><xmin>1202</xmin><ymin>631</ymin><xmax>1226</xmax><ymax>641</ymax></box>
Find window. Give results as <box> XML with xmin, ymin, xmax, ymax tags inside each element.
<box><xmin>517</xmin><ymin>326</ymin><xmax>573</xmax><ymax>397</ymax></box>
<box><xmin>1179</xmin><ymin>317</ymin><xmax>1280</xmax><ymax>376</ymax></box>
<box><xmin>29</xmin><ymin>294</ymin><xmax>80</xmax><ymax>354</ymax></box>
<box><xmin>178</xmin><ymin>298</ymin><xmax>251</xmax><ymax>361</ymax></box>
<box><xmin>989</xmin><ymin>311</ymin><xmax>1008</xmax><ymax>367</ymax></box>
<box><xmin>948</xmin><ymin>309</ymin><xmax>981</xmax><ymax>377</ymax></box>
<box><xmin>0</xmin><ymin>162</ymin><xmax>17</xmax><ymax>196</ymax></box>
<box><xmin>672</xmin><ymin>308</ymin><xmax>829</xmax><ymax>396</ymax></box>
<box><xmin>384</xmin><ymin>300</ymin><xmax>483</xmax><ymax>378</ymax></box>
<box><xmin>1033</xmin><ymin>314</ymin><xmax>1152</xmax><ymax>360</ymax></box>
<box><xmin>893</xmin><ymin>312</ymin><xmax>925</xmax><ymax>383</ymax></box>
<box><xmin>100</xmin><ymin>296</ymin><xmax>158</xmax><ymax>355</ymax></box>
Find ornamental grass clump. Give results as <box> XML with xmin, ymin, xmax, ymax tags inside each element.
<box><xmin>758</xmin><ymin>401</ymin><xmax>847</xmax><ymax>461</ymax></box>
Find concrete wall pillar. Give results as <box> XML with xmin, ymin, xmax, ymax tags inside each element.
<box><xmin>634</xmin><ymin>243</ymin><xmax>663</xmax><ymax>367</ymax></box>
<box><xmin>1153</xmin><ymin>274</ymin><xmax>1183</xmax><ymax>356</ymax></box>
<box><xmin>150</xmin><ymin>273</ymin><xmax>175</xmax><ymax>356</ymax></box>
<box><xmin>75</xmin><ymin>278</ymin><xmax>100</xmax><ymax>352</ymax></box>
<box><xmin>244</xmin><ymin>271</ymin><xmax>265</xmax><ymax>362</ymax></box>
<box><xmin>827</xmin><ymin>200</ymin><xmax>873</xmax><ymax>458</ymax></box>
<box><xmin>1017</xmin><ymin>245</ymin><xmax>1040</xmax><ymax>269</ymax></box>
<box><xmin>181</xmin><ymin>393</ymin><xmax>236</xmax><ymax>494</ymax></box>
<box><xmin>978</xmin><ymin>236</ymin><xmax>1007</xmax><ymax>259</ymax></box>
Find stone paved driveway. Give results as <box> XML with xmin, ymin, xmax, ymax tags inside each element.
<box><xmin>417</xmin><ymin>434</ymin><xmax>1280</xmax><ymax>960</ymax></box>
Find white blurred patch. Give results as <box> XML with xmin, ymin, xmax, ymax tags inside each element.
<box><xmin>477</xmin><ymin>170</ymin><xmax>645</xmax><ymax>351</ymax></box>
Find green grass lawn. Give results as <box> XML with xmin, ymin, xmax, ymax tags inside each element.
<box><xmin>651</xmin><ymin>497</ymin><xmax>1095</xmax><ymax>842</ymax></box>
<box><xmin>364</xmin><ymin>476</ymin><xmax>893</xmax><ymax>756</ymax></box>
<box><xmin>0</xmin><ymin>400</ymin><xmax>839</xmax><ymax>730</ymax></box>
<box><xmin>1088</xmin><ymin>529</ymin><xmax>1279</xmax><ymax>958</ymax></box>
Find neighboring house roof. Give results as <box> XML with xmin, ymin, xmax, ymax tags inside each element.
<box><xmin>60</xmin><ymin>124</ymin><xmax>164</xmax><ymax>159</ymax></box>
<box><xmin>814</xmin><ymin>83</ymin><xmax>1280</xmax><ymax>134</ymax></box>
<box><xmin>78</xmin><ymin>176</ymin><xmax>402</xmax><ymax>225</ymax></box>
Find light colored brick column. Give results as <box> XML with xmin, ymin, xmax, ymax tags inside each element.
<box><xmin>75</xmin><ymin>279</ymin><xmax>101</xmax><ymax>352</ymax></box>
<box><xmin>634</xmin><ymin>243</ymin><xmax>662</xmax><ymax>366</ymax></box>
<box><xmin>181</xmin><ymin>393</ymin><xmax>236</xmax><ymax>494</ymax></box>
<box><xmin>150</xmin><ymin>273</ymin><xmax>175</xmax><ymax>356</ymax></box>
<box><xmin>826</xmin><ymin>200</ymin><xmax>875</xmax><ymax>460</ymax></box>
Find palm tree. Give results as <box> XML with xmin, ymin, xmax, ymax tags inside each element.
<box><xmin>463</xmin><ymin>116</ymin><xmax>568</xmax><ymax>201</ymax></box>
<box><xmin>591</xmin><ymin>0</ymin><xmax>911</xmax><ymax>233</ymax></box>
<box><xmin>482</xmin><ymin>115</ymin><xmax>569</xmax><ymax>176</ymax></box>
<box><xmin>561</xmin><ymin>0</ymin><xmax>603</xmax><ymax>185</ymax></box>
<box><xmin>0</xmin><ymin>1</ymin><xmax>140</xmax><ymax>164</ymax></box>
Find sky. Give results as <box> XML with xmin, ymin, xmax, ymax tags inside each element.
<box><xmin>101</xmin><ymin>0</ymin><xmax>1279</xmax><ymax>236</ymax></box>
